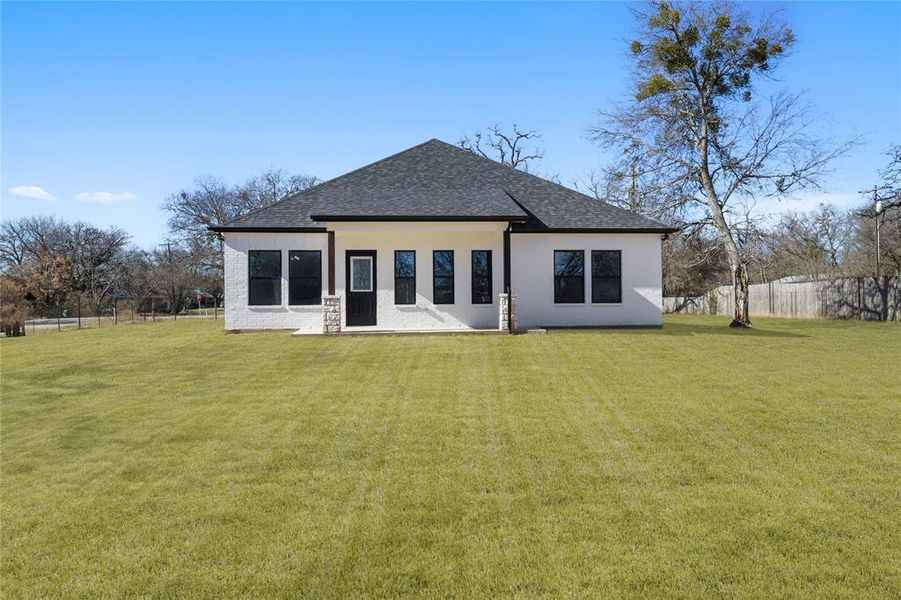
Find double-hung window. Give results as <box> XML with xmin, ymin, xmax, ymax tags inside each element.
<box><xmin>433</xmin><ymin>250</ymin><xmax>454</xmax><ymax>304</ymax></box>
<box><xmin>288</xmin><ymin>250</ymin><xmax>321</xmax><ymax>305</ymax></box>
<box><xmin>471</xmin><ymin>250</ymin><xmax>492</xmax><ymax>304</ymax></box>
<box><xmin>591</xmin><ymin>250</ymin><xmax>622</xmax><ymax>303</ymax></box>
<box><xmin>553</xmin><ymin>250</ymin><xmax>584</xmax><ymax>304</ymax></box>
<box><xmin>394</xmin><ymin>251</ymin><xmax>416</xmax><ymax>305</ymax></box>
<box><xmin>248</xmin><ymin>250</ymin><xmax>282</xmax><ymax>306</ymax></box>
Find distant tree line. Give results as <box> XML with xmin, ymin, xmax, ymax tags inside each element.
<box><xmin>0</xmin><ymin>169</ymin><xmax>317</xmax><ymax>336</ymax></box>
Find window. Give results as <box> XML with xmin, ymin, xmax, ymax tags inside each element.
<box><xmin>471</xmin><ymin>250</ymin><xmax>492</xmax><ymax>304</ymax></box>
<box><xmin>350</xmin><ymin>256</ymin><xmax>373</xmax><ymax>292</ymax></box>
<box><xmin>554</xmin><ymin>250</ymin><xmax>584</xmax><ymax>304</ymax></box>
<box><xmin>248</xmin><ymin>250</ymin><xmax>282</xmax><ymax>306</ymax></box>
<box><xmin>433</xmin><ymin>250</ymin><xmax>454</xmax><ymax>304</ymax></box>
<box><xmin>288</xmin><ymin>250</ymin><xmax>321</xmax><ymax>305</ymax></box>
<box><xmin>592</xmin><ymin>250</ymin><xmax>622</xmax><ymax>303</ymax></box>
<box><xmin>394</xmin><ymin>251</ymin><xmax>416</xmax><ymax>305</ymax></box>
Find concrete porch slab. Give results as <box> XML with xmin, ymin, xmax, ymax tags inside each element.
<box><xmin>292</xmin><ymin>327</ymin><xmax>506</xmax><ymax>337</ymax></box>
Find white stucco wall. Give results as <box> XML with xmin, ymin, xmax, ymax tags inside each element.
<box><xmin>223</xmin><ymin>232</ymin><xmax>328</xmax><ymax>330</ymax></box>
<box><xmin>332</xmin><ymin>222</ymin><xmax>506</xmax><ymax>330</ymax></box>
<box><xmin>511</xmin><ymin>233</ymin><xmax>664</xmax><ymax>328</ymax></box>
<box><xmin>223</xmin><ymin>227</ymin><xmax>664</xmax><ymax>331</ymax></box>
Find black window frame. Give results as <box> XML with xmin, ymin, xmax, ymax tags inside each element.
<box><xmin>432</xmin><ymin>250</ymin><xmax>455</xmax><ymax>305</ymax></box>
<box><xmin>394</xmin><ymin>250</ymin><xmax>416</xmax><ymax>305</ymax></box>
<box><xmin>553</xmin><ymin>250</ymin><xmax>585</xmax><ymax>304</ymax></box>
<box><xmin>591</xmin><ymin>250</ymin><xmax>622</xmax><ymax>304</ymax></box>
<box><xmin>288</xmin><ymin>250</ymin><xmax>322</xmax><ymax>306</ymax></box>
<box><xmin>471</xmin><ymin>250</ymin><xmax>493</xmax><ymax>305</ymax></box>
<box><xmin>248</xmin><ymin>250</ymin><xmax>282</xmax><ymax>306</ymax></box>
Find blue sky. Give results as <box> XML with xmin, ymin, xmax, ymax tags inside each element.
<box><xmin>2</xmin><ymin>1</ymin><xmax>899</xmax><ymax>248</ymax></box>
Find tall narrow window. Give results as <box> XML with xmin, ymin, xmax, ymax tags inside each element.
<box><xmin>471</xmin><ymin>250</ymin><xmax>492</xmax><ymax>304</ymax></box>
<box><xmin>592</xmin><ymin>250</ymin><xmax>622</xmax><ymax>303</ymax></box>
<box><xmin>395</xmin><ymin>250</ymin><xmax>416</xmax><ymax>305</ymax></box>
<box><xmin>433</xmin><ymin>250</ymin><xmax>454</xmax><ymax>304</ymax></box>
<box><xmin>554</xmin><ymin>250</ymin><xmax>584</xmax><ymax>304</ymax></box>
<box><xmin>248</xmin><ymin>250</ymin><xmax>282</xmax><ymax>306</ymax></box>
<box><xmin>289</xmin><ymin>250</ymin><xmax>321</xmax><ymax>305</ymax></box>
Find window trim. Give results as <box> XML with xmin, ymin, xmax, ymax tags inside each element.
<box><xmin>591</xmin><ymin>249</ymin><xmax>623</xmax><ymax>305</ymax></box>
<box><xmin>349</xmin><ymin>256</ymin><xmax>374</xmax><ymax>292</ymax></box>
<box><xmin>394</xmin><ymin>250</ymin><xmax>416</xmax><ymax>305</ymax></box>
<box><xmin>553</xmin><ymin>249</ymin><xmax>585</xmax><ymax>305</ymax></box>
<box><xmin>471</xmin><ymin>250</ymin><xmax>493</xmax><ymax>305</ymax></box>
<box><xmin>287</xmin><ymin>250</ymin><xmax>322</xmax><ymax>306</ymax></box>
<box><xmin>432</xmin><ymin>250</ymin><xmax>455</xmax><ymax>305</ymax></box>
<box><xmin>248</xmin><ymin>249</ymin><xmax>283</xmax><ymax>307</ymax></box>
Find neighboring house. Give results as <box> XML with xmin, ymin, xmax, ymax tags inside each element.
<box><xmin>209</xmin><ymin>139</ymin><xmax>675</xmax><ymax>333</ymax></box>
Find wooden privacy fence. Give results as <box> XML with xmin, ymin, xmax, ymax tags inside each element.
<box><xmin>664</xmin><ymin>276</ymin><xmax>900</xmax><ymax>321</ymax></box>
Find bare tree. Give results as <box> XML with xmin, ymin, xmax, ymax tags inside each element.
<box><xmin>460</xmin><ymin>124</ymin><xmax>545</xmax><ymax>172</ymax></box>
<box><xmin>63</xmin><ymin>222</ymin><xmax>131</xmax><ymax>326</ymax></box>
<box><xmin>589</xmin><ymin>1</ymin><xmax>854</xmax><ymax>326</ymax></box>
<box><xmin>239</xmin><ymin>169</ymin><xmax>319</xmax><ymax>211</ymax></box>
<box><xmin>117</xmin><ymin>250</ymin><xmax>157</xmax><ymax>320</ymax></box>
<box><xmin>164</xmin><ymin>176</ymin><xmax>240</xmax><ymax>245</ymax></box>
<box><xmin>165</xmin><ymin>170</ymin><xmax>319</xmax><ymax>247</ymax></box>
<box><xmin>770</xmin><ymin>205</ymin><xmax>851</xmax><ymax>280</ymax></box>
<box><xmin>876</xmin><ymin>144</ymin><xmax>901</xmax><ymax>215</ymax></box>
<box><xmin>150</xmin><ymin>243</ymin><xmax>199</xmax><ymax>316</ymax></box>
<box><xmin>0</xmin><ymin>216</ymin><xmax>68</xmax><ymax>272</ymax></box>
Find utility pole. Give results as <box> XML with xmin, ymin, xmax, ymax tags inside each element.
<box><xmin>858</xmin><ymin>185</ymin><xmax>884</xmax><ymax>277</ymax></box>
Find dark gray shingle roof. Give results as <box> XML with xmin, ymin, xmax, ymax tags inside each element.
<box><xmin>212</xmin><ymin>139</ymin><xmax>674</xmax><ymax>233</ymax></box>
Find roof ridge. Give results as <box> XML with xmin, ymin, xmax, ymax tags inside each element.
<box><xmin>221</xmin><ymin>138</ymin><xmax>443</xmax><ymax>227</ymax></box>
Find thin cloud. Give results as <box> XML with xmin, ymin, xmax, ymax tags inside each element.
<box><xmin>75</xmin><ymin>192</ymin><xmax>139</xmax><ymax>204</ymax></box>
<box><xmin>9</xmin><ymin>185</ymin><xmax>55</xmax><ymax>202</ymax></box>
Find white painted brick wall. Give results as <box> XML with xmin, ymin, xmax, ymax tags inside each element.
<box><xmin>511</xmin><ymin>233</ymin><xmax>663</xmax><ymax>328</ymax></box>
<box><xmin>223</xmin><ymin>232</ymin><xmax>328</xmax><ymax>331</ymax></box>
<box><xmin>222</xmin><ymin>226</ymin><xmax>664</xmax><ymax>331</ymax></box>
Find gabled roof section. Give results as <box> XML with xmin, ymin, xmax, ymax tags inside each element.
<box><xmin>211</xmin><ymin>139</ymin><xmax>676</xmax><ymax>233</ymax></box>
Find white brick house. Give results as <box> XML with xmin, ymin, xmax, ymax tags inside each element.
<box><xmin>211</xmin><ymin>139</ymin><xmax>675</xmax><ymax>333</ymax></box>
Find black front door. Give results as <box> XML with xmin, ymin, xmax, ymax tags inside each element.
<box><xmin>346</xmin><ymin>250</ymin><xmax>376</xmax><ymax>326</ymax></box>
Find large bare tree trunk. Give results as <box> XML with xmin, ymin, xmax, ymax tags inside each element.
<box><xmin>718</xmin><ymin>227</ymin><xmax>752</xmax><ymax>327</ymax></box>
<box><xmin>705</xmin><ymin>186</ymin><xmax>752</xmax><ymax>328</ymax></box>
<box><xmin>730</xmin><ymin>261</ymin><xmax>751</xmax><ymax>327</ymax></box>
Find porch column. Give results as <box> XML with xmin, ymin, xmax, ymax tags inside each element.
<box><xmin>499</xmin><ymin>293</ymin><xmax>517</xmax><ymax>332</ymax></box>
<box><xmin>323</xmin><ymin>295</ymin><xmax>341</xmax><ymax>334</ymax></box>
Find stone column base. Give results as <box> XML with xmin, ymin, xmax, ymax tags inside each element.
<box><xmin>322</xmin><ymin>295</ymin><xmax>341</xmax><ymax>334</ymax></box>
<box><xmin>499</xmin><ymin>293</ymin><xmax>517</xmax><ymax>333</ymax></box>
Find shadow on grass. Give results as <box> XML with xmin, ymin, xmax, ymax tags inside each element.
<box><xmin>547</xmin><ymin>321</ymin><xmax>806</xmax><ymax>338</ymax></box>
<box><xmin>660</xmin><ymin>320</ymin><xmax>807</xmax><ymax>338</ymax></box>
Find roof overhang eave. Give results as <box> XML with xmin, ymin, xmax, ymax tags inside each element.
<box><xmin>511</xmin><ymin>226</ymin><xmax>680</xmax><ymax>234</ymax></box>
<box><xmin>207</xmin><ymin>225</ymin><xmax>329</xmax><ymax>233</ymax></box>
<box><xmin>309</xmin><ymin>215</ymin><xmax>529</xmax><ymax>223</ymax></box>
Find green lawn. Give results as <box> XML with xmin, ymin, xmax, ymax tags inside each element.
<box><xmin>1</xmin><ymin>317</ymin><xmax>899</xmax><ymax>597</ymax></box>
